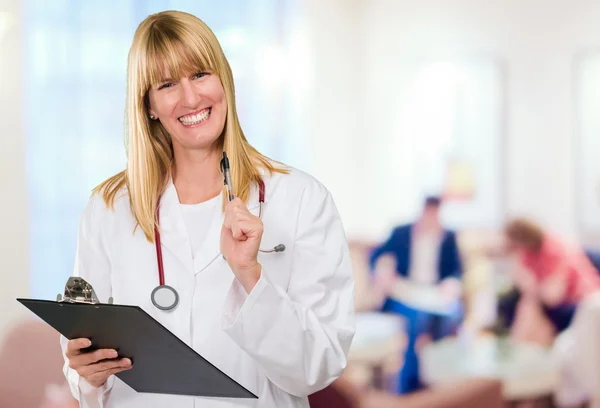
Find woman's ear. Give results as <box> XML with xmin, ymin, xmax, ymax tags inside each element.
<box><xmin>146</xmin><ymin>96</ymin><xmax>157</xmax><ymax>120</ymax></box>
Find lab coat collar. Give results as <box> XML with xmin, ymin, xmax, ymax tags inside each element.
<box><xmin>158</xmin><ymin>178</ymin><xmax>266</xmax><ymax>275</ymax></box>
<box><xmin>157</xmin><ymin>180</ymin><xmax>194</xmax><ymax>274</ymax></box>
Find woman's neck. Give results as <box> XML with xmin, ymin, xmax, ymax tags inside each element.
<box><xmin>172</xmin><ymin>147</ymin><xmax>222</xmax><ymax>204</ymax></box>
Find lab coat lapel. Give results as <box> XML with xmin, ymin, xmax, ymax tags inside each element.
<box><xmin>157</xmin><ymin>180</ymin><xmax>194</xmax><ymax>274</ymax></box>
<box><xmin>192</xmin><ymin>194</ymin><xmax>224</xmax><ymax>274</ymax></box>
<box><xmin>192</xmin><ymin>182</ymin><xmax>264</xmax><ymax>274</ymax></box>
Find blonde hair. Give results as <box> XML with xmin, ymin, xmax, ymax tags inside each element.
<box><xmin>95</xmin><ymin>10</ymin><xmax>288</xmax><ymax>242</ymax></box>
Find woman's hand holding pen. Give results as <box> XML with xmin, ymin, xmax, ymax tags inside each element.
<box><xmin>221</xmin><ymin>197</ymin><xmax>263</xmax><ymax>293</ymax></box>
<box><xmin>65</xmin><ymin>338</ymin><xmax>132</xmax><ymax>388</ymax></box>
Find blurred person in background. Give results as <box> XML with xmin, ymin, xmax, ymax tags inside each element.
<box><xmin>368</xmin><ymin>196</ymin><xmax>464</xmax><ymax>393</ymax></box>
<box><xmin>370</xmin><ymin>196</ymin><xmax>464</xmax><ymax>336</ymax></box>
<box><xmin>496</xmin><ymin>218</ymin><xmax>600</xmax><ymax>342</ymax></box>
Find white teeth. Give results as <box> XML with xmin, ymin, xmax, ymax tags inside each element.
<box><xmin>179</xmin><ymin>109</ymin><xmax>210</xmax><ymax>125</ymax></box>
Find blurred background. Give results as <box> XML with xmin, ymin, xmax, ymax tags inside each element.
<box><xmin>4</xmin><ymin>0</ymin><xmax>600</xmax><ymax>407</ymax></box>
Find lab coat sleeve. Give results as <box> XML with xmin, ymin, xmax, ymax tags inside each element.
<box><xmin>59</xmin><ymin>194</ymin><xmax>115</xmax><ymax>407</ymax></box>
<box><xmin>221</xmin><ymin>183</ymin><xmax>356</xmax><ymax>397</ymax></box>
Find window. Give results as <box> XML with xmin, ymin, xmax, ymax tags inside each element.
<box><xmin>392</xmin><ymin>58</ymin><xmax>505</xmax><ymax>229</ymax></box>
<box><xmin>574</xmin><ymin>51</ymin><xmax>600</xmax><ymax>238</ymax></box>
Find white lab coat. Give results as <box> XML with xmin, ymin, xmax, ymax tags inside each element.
<box><xmin>60</xmin><ymin>167</ymin><xmax>356</xmax><ymax>408</ymax></box>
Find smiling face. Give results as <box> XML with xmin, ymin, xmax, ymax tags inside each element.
<box><xmin>131</xmin><ymin>12</ymin><xmax>234</xmax><ymax>155</ymax></box>
<box><xmin>147</xmin><ymin>69</ymin><xmax>227</xmax><ymax>151</ymax></box>
<box><xmin>121</xmin><ymin>10</ymin><xmax>253</xmax><ymax>240</ymax></box>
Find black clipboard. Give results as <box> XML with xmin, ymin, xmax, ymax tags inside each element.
<box><xmin>17</xmin><ymin>298</ymin><xmax>257</xmax><ymax>399</ymax></box>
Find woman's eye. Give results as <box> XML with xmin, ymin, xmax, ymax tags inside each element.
<box><xmin>193</xmin><ymin>72</ymin><xmax>208</xmax><ymax>80</ymax></box>
<box><xmin>158</xmin><ymin>82</ymin><xmax>174</xmax><ymax>90</ymax></box>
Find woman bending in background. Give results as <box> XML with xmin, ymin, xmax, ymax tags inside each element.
<box><xmin>497</xmin><ymin>218</ymin><xmax>600</xmax><ymax>340</ymax></box>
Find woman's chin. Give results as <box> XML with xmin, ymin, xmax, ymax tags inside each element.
<box><xmin>174</xmin><ymin>132</ymin><xmax>221</xmax><ymax>151</ymax></box>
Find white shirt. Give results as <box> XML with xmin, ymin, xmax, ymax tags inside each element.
<box><xmin>408</xmin><ymin>230</ymin><xmax>442</xmax><ymax>285</ymax></box>
<box><xmin>180</xmin><ymin>194</ymin><xmax>219</xmax><ymax>259</ymax></box>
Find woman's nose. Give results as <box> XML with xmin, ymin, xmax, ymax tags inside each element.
<box><xmin>180</xmin><ymin>79</ymin><xmax>200</xmax><ymax>108</ymax></box>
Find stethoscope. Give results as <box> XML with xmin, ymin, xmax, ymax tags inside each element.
<box><xmin>150</xmin><ymin>153</ymin><xmax>286</xmax><ymax>311</ymax></box>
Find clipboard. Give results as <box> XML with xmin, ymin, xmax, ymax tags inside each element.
<box><xmin>16</xmin><ymin>280</ymin><xmax>257</xmax><ymax>399</ymax></box>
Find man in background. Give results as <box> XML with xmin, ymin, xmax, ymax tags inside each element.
<box><xmin>370</xmin><ymin>196</ymin><xmax>462</xmax><ymax>301</ymax></box>
<box><xmin>369</xmin><ymin>196</ymin><xmax>464</xmax><ymax>393</ymax></box>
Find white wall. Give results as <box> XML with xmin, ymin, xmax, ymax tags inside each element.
<box><xmin>304</xmin><ymin>0</ymin><xmax>600</xmax><ymax>242</ymax></box>
<box><xmin>0</xmin><ymin>1</ymin><xmax>29</xmax><ymax>336</ymax></box>
<box><xmin>301</xmin><ymin>0</ymin><xmax>363</xmax><ymax>237</ymax></box>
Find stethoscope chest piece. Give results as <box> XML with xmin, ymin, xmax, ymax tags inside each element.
<box><xmin>151</xmin><ymin>173</ymin><xmax>283</xmax><ymax>312</ymax></box>
<box><xmin>151</xmin><ymin>285</ymin><xmax>179</xmax><ymax>311</ymax></box>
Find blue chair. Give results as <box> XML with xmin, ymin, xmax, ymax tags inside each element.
<box><xmin>585</xmin><ymin>248</ymin><xmax>600</xmax><ymax>274</ymax></box>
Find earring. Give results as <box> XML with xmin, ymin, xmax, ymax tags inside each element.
<box><xmin>149</xmin><ymin>114</ymin><xmax>156</xmax><ymax>120</ymax></box>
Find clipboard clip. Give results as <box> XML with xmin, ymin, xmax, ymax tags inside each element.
<box><xmin>56</xmin><ymin>277</ymin><xmax>113</xmax><ymax>305</ymax></box>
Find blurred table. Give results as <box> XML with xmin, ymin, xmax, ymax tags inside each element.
<box><xmin>383</xmin><ymin>280</ymin><xmax>464</xmax><ymax>394</ymax></box>
<box><xmin>391</xmin><ymin>280</ymin><xmax>458</xmax><ymax>316</ymax></box>
<box><xmin>347</xmin><ymin>312</ymin><xmax>405</xmax><ymax>391</ymax></box>
<box><xmin>420</xmin><ymin>335</ymin><xmax>559</xmax><ymax>401</ymax></box>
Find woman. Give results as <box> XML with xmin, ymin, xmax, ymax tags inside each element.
<box><xmin>60</xmin><ymin>10</ymin><xmax>355</xmax><ymax>408</ymax></box>
<box><xmin>498</xmin><ymin>218</ymin><xmax>600</xmax><ymax>337</ymax></box>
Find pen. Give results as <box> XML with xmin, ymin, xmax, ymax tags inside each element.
<box><xmin>221</xmin><ymin>152</ymin><xmax>235</xmax><ymax>201</ymax></box>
